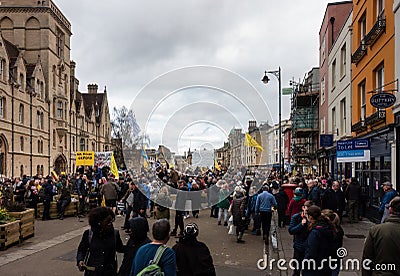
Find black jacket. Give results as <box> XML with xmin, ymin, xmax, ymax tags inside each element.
<box><xmin>77</xmin><ymin>227</ymin><xmax>123</xmax><ymax>276</ymax></box>
<box><xmin>172</xmin><ymin>238</ymin><xmax>216</xmax><ymax>276</ymax></box>
<box><xmin>274</xmin><ymin>190</ymin><xmax>289</xmax><ymax>214</ymax></box>
<box><xmin>321</xmin><ymin>188</ymin><xmax>345</xmax><ymax>213</ymax></box>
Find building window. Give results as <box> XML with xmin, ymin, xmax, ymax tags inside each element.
<box><xmin>40</xmin><ymin>165</ymin><xmax>44</xmax><ymax>176</ymax></box>
<box><xmin>375</xmin><ymin>63</ymin><xmax>384</xmax><ymax>93</ymax></box>
<box><xmin>0</xmin><ymin>97</ymin><xmax>4</xmax><ymax>118</ymax></box>
<box><xmin>36</xmin><ymin>80</ymin><xmax>44</xmax><ymax>99</ymax></box>
<box><xmin>321</xmin><ymin>35</ymin><xmax>326</xmax><ymax>62</ymax></box>
<box><xmin>20</xmin><ymin>136</ymin><xmax>24</xmax><ymax>151</ymax></box>
<box><xmin>19</xmin><ymin>104</ymin><xmax>24</xmax><ymax>124</ymax></box>
<box><xmin>320</xmin><ymin>117</ymin><xmax>325</xmax><ymax>134</ymax></box>
<box><xmin>331</xmin><ymin>59</ymin><xmax>336</xmax><ymax>89</ymax></box>
<box><xmin>72</xmin><ymin>136</ymin><xmax>75</xmax><ymax>152</ymax></box>
<box><xmin>376</xmin><ymin>0</ymin><xmax>385</xmax><ymax>18</ymax></box>
<box><xmin>332</xmin><ymin>107</ymin><xmax>336</xmax><ymax>136</ymax></box>
<box><xmin>340</xmin><ymin>98</ymin><xmax>346</xmax><ymax>135</ymax></box>
<box><xmin>37</xmin><ymin>111</ymin><xmax>44</xmax><ymax>129</ymax></box>
<box><xmin>53</xmin><ymin>130</ymin><xmax>56</xmax><ymax>147</ymax></box>
<box><xmin>64</xmin><ymin>134</ymin><xmax>67</xmax><ymax>149</ymax></box>
<box><xmin>0</xmin><ymin>59</ymin><xmax>5</xmax><ymax>81</ymax></box>
<box><xmin>321</xmin><ymin>76</ymin><xmax>325</xmax><ymax>104</ymax></box>
<box><xmin>57</xmin><ymin>101</ymin><xmax>63</xmax><ymax>119</ymax></box>
<box><xmin>80</xmin><ymin>138</ymin><xmax>85</xmax><ymax>151</ymax></box>
<box><xmin>359</xmin><ymin>81</ymin><xmax>366</xmax><ymax>121</ymax></box>
<box><xmin>360</xmin><ymin>14</ymin><xmax>367</xmax><ymax>43</ymax></box>
<box><xmin>92</xmin><ymin>142</ymin><xmax>95</xmax><ymax>151</ymax></box>
<box><xmin>20</xmin><ymin>165</ymin><xmax>24</xmax><ymax>177</ymax></box>
<box><xmin>340</xmin><ymin>44</ymin><xmax>346</xmax><ymax>78</ymax></box>
<box><xmin>37</xmin><ymin>165</ymin><xmax>40</xmax><ymax>175</ymax></box>
<box><xmin>52</xmin><ymin>65</ymin><xmax>56</xmax><ymax>89</ymax></box>
<box><xmin>19</xmin><ymin>73</ymin><xmax>24</xmax><ymax>91</ymax></box>
<box><xmin>56</xmin><ymin>28</ymin><xmax>64</xmax><ymax>58</ymax></box>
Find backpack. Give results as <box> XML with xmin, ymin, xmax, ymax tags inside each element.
<box><xmin>137</xmin><ymin>245</ymin><xmax>167</xmax><ymax>276</ymax></box>
<box><xmin>38</xmin><ymin>188</ymin><xmax>46</xmax><ymax>202</ymax></box>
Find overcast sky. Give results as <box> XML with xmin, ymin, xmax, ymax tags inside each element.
<box><xmin>56</xmin><ymin>0</ymin><xmax>337</xmax><ymax>154</ymax></box>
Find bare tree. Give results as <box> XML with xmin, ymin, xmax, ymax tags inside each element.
<box><xmin>111</xmin><ymin>106</ymin><xmax>141</xmax><ymax>149</ymax></box>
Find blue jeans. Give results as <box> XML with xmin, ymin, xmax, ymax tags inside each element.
<box><xmin>218</xmin><ymin>208</ymin><xmax>228</xmax><ymax>222</ymax></box>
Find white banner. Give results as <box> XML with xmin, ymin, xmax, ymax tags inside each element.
<box><xmin>95</xmin><ymin>151</ymin><xmax>113</xmax><ymax>168</ymax></box>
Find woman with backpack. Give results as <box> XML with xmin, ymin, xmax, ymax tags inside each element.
<box><xmin>76</xmin><ymin>207</ymin><xmax>124</xmax><ymax>276</ymax></box>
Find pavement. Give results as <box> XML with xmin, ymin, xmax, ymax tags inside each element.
<box><xmin>0</xmin><ymin>211</ymin><xmax>374</xmax><ymax>276</ymax></box>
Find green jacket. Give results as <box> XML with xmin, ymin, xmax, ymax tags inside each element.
<box><xmin>362</xmin><ymin>216</ymin><xmax>400</xmax><ymax>276</ymax></box>
<box><xmin>217</xmin><ymin>189</ymin><xmax>231</xmax><ymax>209</ymax></box>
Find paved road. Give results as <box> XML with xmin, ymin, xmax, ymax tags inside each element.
<box><xmin>0</xmin><ymin>211</ymin><xmax>277</xmax><ymax>275</ymax></box>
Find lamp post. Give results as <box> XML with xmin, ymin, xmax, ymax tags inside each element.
<box><xmin>262</xmin><ymin>67</ymin><xmax>283</xmax><ymax>185</ymax></box>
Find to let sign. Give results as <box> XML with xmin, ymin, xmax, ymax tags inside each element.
<box><xmin>370</xmin><ymin>93</ymin><xmax>396</xmax><ymax>109</ymax></box>
<box><xmin>337</xmin><ymin>139</ymin><xmax>370</xmax><ymax>163</ymax></box>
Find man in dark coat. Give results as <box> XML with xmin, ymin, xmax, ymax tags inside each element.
<box><xmin>274</xmin><ymin>187</ymin><xmax>289</xmax><ymax>228</ymax></box>
<box><xmin>172</xmin><ymin>222</ymin><xmax>216</xmax><ymax>276</ymax></box>
<box><xmin>42</xmin><ymin>176</ymin><xmax>56</xmax><ymax>221</ymax></box>
<box><xmin>362</xmin><ymin>196</ymin><xmax>400</xmax><ymax>276</ymax></box>
<box><xmin>321</xmin><ymin>180</ymin><xmax>346</xmax><ymax>222</ymax></box>
<box><xmin>345</xmin><ymin>177</ymin><xmax>361</xmax><ymax>223</ymax></box>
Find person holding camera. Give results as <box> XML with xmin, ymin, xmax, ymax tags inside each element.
<box><xmin>288</xmin><ymin>200</ymin><xmax>313</xmax><ymax>276</ymax></box>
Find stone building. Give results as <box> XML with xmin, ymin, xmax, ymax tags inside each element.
<box><xmin>0</xmin><ymin>0</ymin><xmax>111</xmax><ymax>177</ymax></box>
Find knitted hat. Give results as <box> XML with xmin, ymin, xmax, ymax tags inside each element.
<box><xmin>184</xmin><ymin>222</ymin><xmax>199</xmax><ymax>238</ymax></box>
<box><xmin>294</xmin><ymin>188</ymin><xmax>303</xmax><ymax>196</ymax></box>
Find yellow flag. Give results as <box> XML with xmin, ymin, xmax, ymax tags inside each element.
<box><xmin>110</xmin><ymin>153</ymin><xmax>119</xmax><ymax>179</ymax></box>
<box><xmin>244</xmin><ymin>132</ymin><xmax>263</xmax><ymax>151</ymax></box>
<box><xmin>215</xmin><ymin>160</ymin><xmax>221</xmax><ymax>171</ymax></box>
<box><xmin>101</xmin><ymin>195</ymin><xmax>106</xmax><ymax>207</ymax></box>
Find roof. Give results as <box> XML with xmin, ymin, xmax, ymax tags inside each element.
<box><xmin>81</xmin><ymin>93</ymin><xmax>105</xmax><ymax>120</ymax></box>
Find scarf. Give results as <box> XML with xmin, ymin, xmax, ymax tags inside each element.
<box><xmin>293</xmin><ymin>195</ymin><xmax>303</xmax><ymax>202</ymax></box>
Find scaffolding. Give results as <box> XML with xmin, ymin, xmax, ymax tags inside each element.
<box><xmin>290</xmin><ymin>68</ymin><xmax>319</xmax><ymax>175</ymax></box>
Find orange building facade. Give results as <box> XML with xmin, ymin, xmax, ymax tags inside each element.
<box><xmin>351</xmin><ymin>0</ymin><xmax>396</xmax><ymax>221</ymax></box>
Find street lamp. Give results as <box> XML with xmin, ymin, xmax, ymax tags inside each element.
<box><xmin>262</xmin><ymin>67</ymin><xmax>283</xmax><ymax>185</ymax></box>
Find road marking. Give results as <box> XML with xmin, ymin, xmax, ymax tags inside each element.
<box><xmin>0</xmin><ymin>226</ymin><xmax>88</xmax><ymax>267</ymax></box>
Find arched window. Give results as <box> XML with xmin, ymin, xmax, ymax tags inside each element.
<box><xmin>37</xmin><ymin>165</ymin><xmax>40</xmax><ymax>175</ymax></box>
<box><xmin>20</xmin><ymin>165</ymin><xmax>24</xmax><ymax>177</ymax></box>
<box><xmin>37</xmin><ymin>140</ymin><xmax>40</xmax><ymax>153</ymax></box>
<box><xmin>0</xmin><ymin>59</ymin><xmax>6</xmax><ymax>81</ymax></box>
<box><xmin>40</xmin><ymin>165</ymin><xmax>44</xmax><ymax>176</ymax></box>
<box><xmin>0</xmin><ymin>97</ymin><xmax>4</xmax><ymax>118</ymax></box>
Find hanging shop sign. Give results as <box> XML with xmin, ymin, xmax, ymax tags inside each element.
<box><xmin>370</xmin><ymin>93</ymin><xmax>396</xmax><ymax>109</ymax></box>
<box><xmin>337</xmin><ymin>139</ymin><xmax>370</xmax><ymax>163</ymax></box>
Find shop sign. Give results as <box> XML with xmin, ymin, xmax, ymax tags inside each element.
<box><xmin>320</xmin><ymin>134</ymin><xmax>333</xmax><ymax>147</ymax></box>
<box><xmin>337</xmin><ymin>139</ymin><xmax>370</xmax><ymax>163</ymax></box>
<box><xmin>370</xmin><ymin>93</ymin><xmax>396</xmax><ymax>109</ymax></box>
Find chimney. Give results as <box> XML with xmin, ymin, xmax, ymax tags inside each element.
<box><xmin>87</xmin><ymin>83</ymin><xmax>98</xmax><ymax>94</ymax></box>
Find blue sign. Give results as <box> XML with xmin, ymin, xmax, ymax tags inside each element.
<box><xmin>337</xmin><ymin>139</ymin><xmax>370</xmax><ymax>163</ymax></box>
<box><xmin>337</xmin><ymin>150</ymin><xmax>365</xmax><ymax>158</ymax></box>
<box><xmin>370</xmin><ymin>93</ymin><xmax>396</xmax><ymax>109</ymax></box>
<box><xmin>320</xmin><ymin>134</ymin><xmax>334</xmax><ymax>147</ymax></box>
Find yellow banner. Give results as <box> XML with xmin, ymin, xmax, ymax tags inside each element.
<box><xmin>76</xmin><ymin>151</ymin><xmax>95</xmax><ymax>166</ymax></box>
